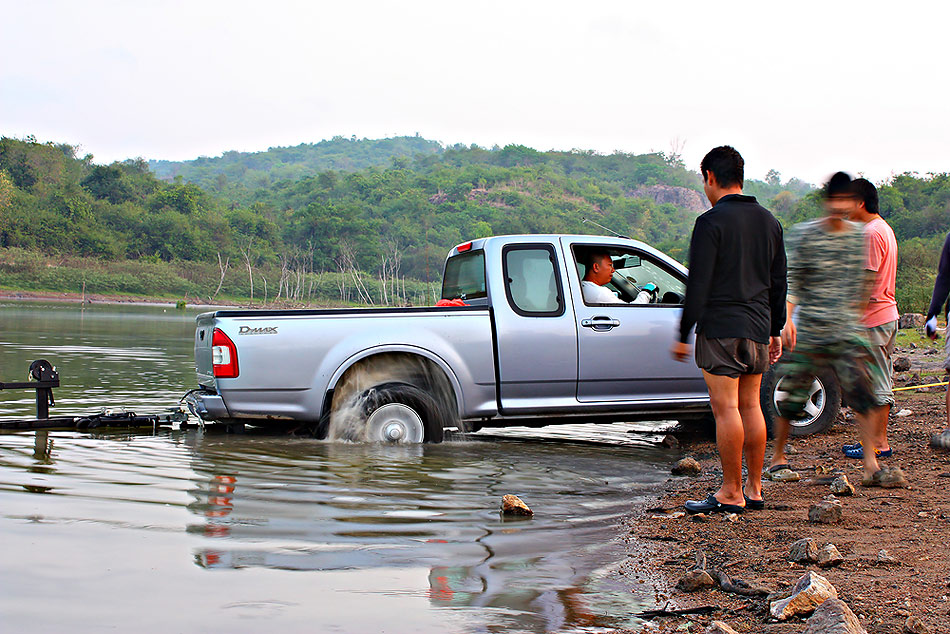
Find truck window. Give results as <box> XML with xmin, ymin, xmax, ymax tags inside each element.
<box><xmin>442</xmin><ymin>250</ymin><xmax>487</xmax><ymax>301</ymax></box>
<box><xmin>503</xmin><ymin>245</ymin><xmax>564</xmax><ymax>317</ymax></box>
<box><xmin>573</xmin><ymin>245</ymin><xmax>686</xmax><ymax>306</ymax></box>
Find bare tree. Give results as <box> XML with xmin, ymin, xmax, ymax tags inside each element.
<box><xmin>211</xmin><ymin>252</ymin><xmax>230</xmax><ymax>301</ymax></box>
<box><xmin>239</xmin><ymin>238</ymin><xmax>255</xmax><ymax>303</ymax></box>
<box><xmin>377</xmin><ymin>239</ymin><xmax>404</xmax><ymax>306</ymax></box>
<box><xmin>338</xmin><ymin>243</ymin><xmax>374</xmax><ymax>305</ymax></box>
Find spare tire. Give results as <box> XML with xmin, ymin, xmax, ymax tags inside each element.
<box><xmin>761</xmin><ymin>358</ymin><xmax>841</xmax><ymax>437</ymax></box>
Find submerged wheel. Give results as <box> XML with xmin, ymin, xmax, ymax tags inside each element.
<box><xmin>761</xmin><ymin>359</ymin><xmax>841</xmax><ymax>437</ymax></box>
<box><xmin>359</xmin><ymin>382</ymin><xmax>445</xmax><ymax>443</ymax></box>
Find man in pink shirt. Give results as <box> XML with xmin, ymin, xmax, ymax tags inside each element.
<box><xmin>844</xmin><ymin>178</ymin><xmax>899</xmax><ymax>459</ymax></box>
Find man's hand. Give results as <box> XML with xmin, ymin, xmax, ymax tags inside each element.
<box><xmin>671</xmin><ymin>341</ymin><xmax>691</xmax><ymax>363</ymax></box>
<box><xmin>925</xmin><ymin>316</ymin><xmax>939</xmax><ymax>340</ymax></box>
<box><xmin>768</xmin><ymin>336</ymin><xmax>783</xmax><ymax>365</ymax></box>
<box><xmin>781</xmin><ymin>319</ymin><xmax>797</xmax><ymax>351</ymax></box>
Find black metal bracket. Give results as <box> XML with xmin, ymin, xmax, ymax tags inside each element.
<box><xmin>0</xmin><ymin>360</ymin><xmax>60</xmax><ymax>419</ymax></box>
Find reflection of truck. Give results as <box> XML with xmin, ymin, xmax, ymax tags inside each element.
<box><xmin>188</xmin><ymin>235</ymin><xmax>713</xmax><ymax>442</ymax></box>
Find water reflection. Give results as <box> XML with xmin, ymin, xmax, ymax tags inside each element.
<box><xmin>0</xmin><ymin>302</ymin><xmax>672</xmax><ymax>633</ymax></box>
<box><xmin>179</xmin><ymin>433</ymin><xmax>669</xmax><ymax>631</ymax></box>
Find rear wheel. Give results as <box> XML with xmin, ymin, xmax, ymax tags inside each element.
<box><xmin>761</xmin><ymin>359</ymin><xmax>841</xmax><ymax>437</ymax></box>
<box><xmin>357</xmin><ymin>382</ymin><xmax>445</xmax><ymax>443</ymax></box>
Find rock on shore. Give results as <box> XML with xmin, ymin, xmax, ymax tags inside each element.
<box><xmin>770</xmin><ymin>571</ymin><xmax>838</xmax><ymax>620</ymax></box>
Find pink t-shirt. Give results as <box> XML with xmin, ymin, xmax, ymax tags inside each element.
<box><xmin>862</xmin><ymin>216</ymin><xmax>899</xmax><ymax>328</ymax></box>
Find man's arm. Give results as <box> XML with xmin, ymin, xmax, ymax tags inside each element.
<box><xmin>926</xmin><ymin>232</ymin><xmax>950</xmax><ymax>321</ymax></box>
<box><xmin>677</xmin><ymin>216</ymin><xmax>716</xmax><ymax>343</ymax></box>
<box><xmin>769</xmin><ymin>223</ymin><xmax>788</xmax><ymax>338</ymax></box>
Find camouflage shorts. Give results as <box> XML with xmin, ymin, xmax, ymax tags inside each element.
<box><xmin>775</xmin><ymin>335</ymin><xmax>883</xmax><ymax>418</ymax></box>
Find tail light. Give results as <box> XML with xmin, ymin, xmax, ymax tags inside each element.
<box><xmin>212</xmin><ymin>328</ymin><xmax>239</xmax><ymax>378</ymax></box>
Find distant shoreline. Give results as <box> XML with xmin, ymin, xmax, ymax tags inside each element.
<box><xmin>0</xmin><ymin>289</ymin><xmax>343</xmax><ymax>310</ymax></box>
<box><xmin>0</xmin><ymin>289</ymin><xmax>240</xmax><ymax>309</ymax></box>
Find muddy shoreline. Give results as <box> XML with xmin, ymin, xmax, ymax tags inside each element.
<box><xmin>613</xmin><ymin>367</ymin><xmax>949</xmax><ymax>632</ymax></box>
<box><xmin>0</xmin><ymin>288</ymin><xmax>339</xmax><ymax>310</ymax></box>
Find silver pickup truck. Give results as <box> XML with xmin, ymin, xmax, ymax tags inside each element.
<box><xmin>189</xmin><ymin>234</ymin><xmax>801</xmax><ymax>442</ymax></box>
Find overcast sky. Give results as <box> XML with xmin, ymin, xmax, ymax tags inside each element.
<box><xmin>2</xmin><ymin>0</ymin><xmax>948</xmax><ymax>185</ymax></box>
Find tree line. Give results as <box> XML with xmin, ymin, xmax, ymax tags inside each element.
<box><xmin>1</xmin><ymin>135</ymin><xmax>947</xmax><ymax>312</ymax></box>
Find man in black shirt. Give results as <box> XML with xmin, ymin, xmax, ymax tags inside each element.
<box><xmin>672</xmin><ymin>146</ymin><xmax>786</xmax><ymax>514</ymax></box>
<box><xmin>925</xmin><ymin>231</ymin><xmax>950</xmax><ymax>449</ymax></box>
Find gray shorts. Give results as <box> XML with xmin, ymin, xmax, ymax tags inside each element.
<box><xmin>866</xmin><ymin>320</ymin><xmax>897</xmax><ymax>406</ymax></box>
<box><xmin>695</xmin><ymin>333</ymin><xmax>769</xmax><ymax>379</ymax></box>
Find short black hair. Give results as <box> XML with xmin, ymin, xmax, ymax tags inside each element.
<box><xmin>824</xmin><ymin>171</ymin><xmax>853</xmax><ymax>198</ymax></box>
<box><xmin>700</xmin><ymin>146</ymin><xmax>744</xmax><ymax>188</ymax></box>
<box><xmin>584</xmin><ymin>249</ymin><xmax>612</xmax><ymax>269</ymax></box>
<box><xmin>850</xmin><ymin>178</ymin><xmax>879</xmax><ymax>214</ymax></box>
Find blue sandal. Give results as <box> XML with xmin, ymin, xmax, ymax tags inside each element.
<box><xmin>843</xmin><ymin>442</ymin><xmax>893</xmax><ymax>459</ymax></box>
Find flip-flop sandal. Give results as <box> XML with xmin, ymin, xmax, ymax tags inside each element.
<box><xmin>930</xmin><ymin>430</ymin><xmax>950</xmax><ymax>450</ymax></box>
<box><xmin>765</xmin><ymin>464</ymin><xmax>800</xmax><ymax>482</ymax></box>
<box><xmin>743</xmin><ymin>494</ymin><xmax>765</xmax><ymax>510</ymax></box>
<box><xmin>684</xmin><ymin>494</ymin><xmax>745</xmax><ymax>515</ymax></box>
<box><xmin>861</xmin><ymin>467</ymin><xmax>908</xmax><ymax>488</ymax></box>
<box><xmin>843</xmin><ymin>443</ymin><xmax>893</xmax><ymax>459</ymax></box>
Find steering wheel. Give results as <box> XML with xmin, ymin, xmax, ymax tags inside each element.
<box><xmin>640</xmin><ymin>282</ymin><xmax>660</xmax><ymax>303</ymax></box>
<box><xmin>611</xmin><ymin>272</ymin><xmax>642</xmax><ymax>302</ymax></box>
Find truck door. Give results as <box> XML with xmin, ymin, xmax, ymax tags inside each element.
<box><xmin>565</xmin><ymin>239</ymin><xmax>707</xmax><ymax>402</ymax></box>
<box><xmin>491</xmin><ymin>243</ymin><xmax>579</xmax><ymax>413</ymax></box>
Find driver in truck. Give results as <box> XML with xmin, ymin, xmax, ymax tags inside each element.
<box><xmin>581</xmin><ymin>250</ymin><xmax>656</xmax><ymax>304</ymax></box>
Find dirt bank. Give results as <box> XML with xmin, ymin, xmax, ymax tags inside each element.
<box><xmin>615</xmin><ymin>382</ymin><xmax>950</xmax><ymax>632</ymax></box>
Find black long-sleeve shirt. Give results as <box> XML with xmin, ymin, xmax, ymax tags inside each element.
<box><xmin>926</xmin><ymin>232</ymin><xmax>950</xmax><ymax>321</ymax></box>
<box><xmin>678</xmin><ymin>194</ymin><xmax>787</xmax><ymax>344</ymax></box>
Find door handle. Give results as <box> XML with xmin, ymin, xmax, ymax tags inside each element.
<box><xmin>581</xmin><ymin>316</ymin><xmax>620</xmax><ymax>331</ymax></box>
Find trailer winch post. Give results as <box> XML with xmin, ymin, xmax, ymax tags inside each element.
<box><xmin>0</xmin><ymin>360</ymin><xmax>60</xmax><ymax>420</ymax></box>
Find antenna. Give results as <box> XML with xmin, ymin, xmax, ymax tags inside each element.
<box><xmin>582</xmin><ymin>218</ymin><xmax>630</xmax><ymax>239</ymax></box>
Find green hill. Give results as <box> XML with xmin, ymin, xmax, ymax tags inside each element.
<box><xmin>1</xmin><ymin>134</ymin><xmax>946</xmax><ymax>312</ymax></box>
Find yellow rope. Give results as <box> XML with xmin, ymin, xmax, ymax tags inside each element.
<box><xmin>893</xmin><ymin>380</ymin><xmax>950</xmax><ymax>392</ymax></box>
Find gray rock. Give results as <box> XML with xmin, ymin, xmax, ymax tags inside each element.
<box><xmin>899</xmin><ymin>313</ymin><xmax>925</xmax><ymax>329</ymax></box>
<box><xmin>660</xmin><ymin>434</ymin><xmax>680</xmax><ymax>449</ymax></box>
<box><xmin>788</xmin><ymin>538</ymin><xmax>819</xmax><ymax>563</ymax></box>
<box><xmin>893</xmin><ymin>356</ymin><xmax>912</xmax><ymax>372</ymax></box>
<box><xmin>629</xmin><ymin>185</ymin><xmax>709</xmax><ymax>214</ymax></box>
<box><xmin>904</xmin><ymin>615</ymin><xmax>930</xmax><ymax>633</ymax></box>
<box><xmin>676</xmin><ymin>569</ymin><xmax>716</xmax><ymax>592</ymax></box>
<box><xmin>802</xmin><ymin>598</ymin><xmax>868</xmax><ymax>634</ymax></box>
<box><xmin>877</xmin><ymin>549</ymin><xmax>900</xmax><ymax>565</ymax></box>
<box><xmin>830</xmin><ymin>475</ymin><xmax>855</xmax><ymax>496</ymax></box>
<box><xmin>808</xmin><ymin>497</ymin><xmax>843</xmax><ymax>524</ymax></box>
<box><xmin>704</xmin><ymin>622</ymin><xmax>740</xmax><ymax>634</ymax></box>
<box><xmin>770</xmin><ymin>571</ymin><xmax>838</xmax><ymax>620</ymax></box>
<box><xmin>818</xmin><ymin>543</ymin><xmax>844</xmax><ymax>568</ymax></box>
<box><xmin>671</xmin><ymin>457</ymin><xmax>702</xmax><ymax>476</ymax></box>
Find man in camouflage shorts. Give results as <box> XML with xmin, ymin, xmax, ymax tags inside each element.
<box><xmin>768</xmin><ymin>172</ymin><xmax>907</xmax><ymax>488</ymax></box>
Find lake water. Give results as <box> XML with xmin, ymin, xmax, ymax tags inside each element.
<box><xmin>0</xmin><ymin>302</ymin><xmax>676</xmax><ymax>633</ymax></box>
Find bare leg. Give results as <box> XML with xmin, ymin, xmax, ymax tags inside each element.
<box><xmin>737</xmin><ymin>373</ymin><xmax>766</xmax><ymax>501</ymax></box>
<box><xmin>770</xmin><ymin>416</ymin><xmax>791</xmax><ymax>469</ymax></box>
<box><xmin>870</xmin><ymin>404</ymin><xmax>891</xmax><ymax>452</ymax></box>
<box><xmin>702</xmin><ymin>370</ymin><xmax>745</xmax><ymax>506</ymax></box>
<box><xmin>856</xmin><ymin>410</ymin><xmax>881</xmax><ymax>479</ymax></box>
